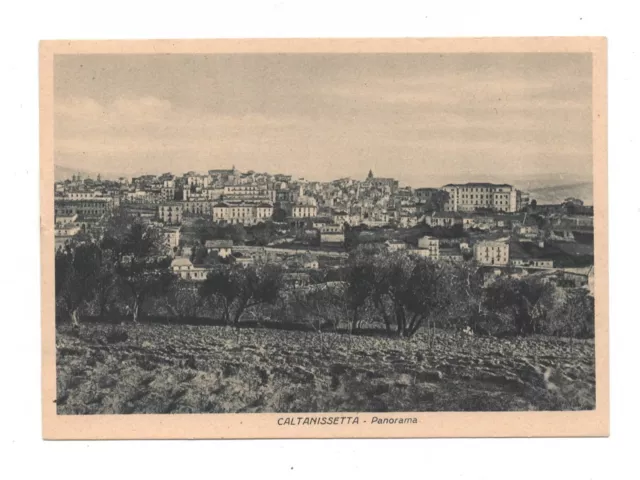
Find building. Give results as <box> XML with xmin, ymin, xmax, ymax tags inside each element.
<box><xmin>161</xmin><ymin>186</ymin><xmax>175</xmax><ymax>201</ymax></box>
<box><xmin>54</xmin><ymin>198</ymin><xmax>114</xmax><ymax>217</ymax></box>
<box><xmin>365</xmin><ymin>170</ymin><xmax>399</xmax><ymax>193</ymax></box>
<box><xmin>55</xmin><ymin>213</ymin><xmax>78</xmax><ymax>225</ymax></box>
<box><xmin>65</xmin><ymin>191</ymin><xmax>99</xmax><ymax>200</ymax></box>
<box><xmin>158</xmin><ymin>203</ymin><xmax>183</xmax><ymax>225</ymax></box>
<box><xmin>385</xmin><ymin>240</ymin><xmax>407</xmax><ymax>252</ymax></box>
<box><xmin>424</xmin><ymin>211</ymin><xmax>463</xmax><ymax>228</ymax></box>
<box><xmin>183</xmin><ymin>200</ymin><xmax>213</xmax><ymax>216</ymax></box>
<box><xmin>440</xmin><ymin>248</ymin><xmax>464</xmax><ymax>262</ymax></box>
<box><xmin>473</xmin><ymin>241</ymin><xmax>510</xmax><ymax>266</ymax></box>
<box><xmin>170</xmin><ymin>257</ymin><xmax>212</xmax><ymax>281</ymax></box>
<box><xmin>510</xmin><ymin>258</ymin><xmax>554</xmax><ymax>268</ymax></box>
<box><xmin>417</xmin><ymin>235</ymin><xmax>440</xmax><ymax>258</ymax></box>
<box><xmin>211</xmin><ymin>202</ymin><xmax>274</xmax><ymax>225</ymax></box>
<box><xmin>442</xmin><ymin>183</ymin><xmax>518</xmax><ymax>213</ymax></box>
<box><xmin>291</xmin><ymin>204</ymin><xmax>318</xmax><ymax>218</ymax></box>
<box><xmin>516</xmin><ymin>190</ymin><xmax>530</xmax><ymax>212</ymax></box>
<box><xmin>331</xmin><ymin>210</ymin><xmax>348</xmax><ymax>225</ymax></box>
<box><xmin>163</xmin><ymin>226</ymin><xmax>181</xmax><ymax>253</ymax></box>
<box><xmin>205</xmin><ymin>239</ymin><xmax>233</xmax><ymax>258</ymax></box>
<box><xmin>186</xmin><ymin>174</ymin><xmax>210</xmax><ymax>188</ymax></box>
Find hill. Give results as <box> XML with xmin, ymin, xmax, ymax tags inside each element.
<box><xmin>529</xmin><ymin>182</ymin><xmax>593</xmax><ymax>205</ymax></box>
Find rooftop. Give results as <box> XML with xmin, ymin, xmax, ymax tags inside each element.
<box><xmin>205</xmin><ymin>239</ymin><xmax>234</xmax><ymax>248</ymax></box>
<box><xmin>443</xmin><ymin>182</ymin><xmax>513</xmax><ymax>188</ymax></box>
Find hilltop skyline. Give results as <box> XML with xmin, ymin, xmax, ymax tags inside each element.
<box><xmin>55</xmin><ymin>52</ymin><xmax>593</xmax><ymax>190</ymax></box>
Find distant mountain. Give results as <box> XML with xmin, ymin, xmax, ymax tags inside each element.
<box><xmin>528</xmin><ymin>182</ymin><xmax>593</xmax><ymax>205</ymax></box>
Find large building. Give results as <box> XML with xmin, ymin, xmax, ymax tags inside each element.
<box><xmin>442</xmin><ymin>183</ymin><xmax>518</xmax><ymax>213</ymax></box>
<box><xmin>473</xmin><ymin>241</ymin><xmax>510</xmax><ymax>266</ymax></box>
<box><xmin>211</xmin><ymin>202</ymin><xmax>274</xmax><ymax>225</ymax></box>
<box><xmin>54</xmin><ymin>197</ymin><xmax>114</xmax><ymax>217</ymax></box>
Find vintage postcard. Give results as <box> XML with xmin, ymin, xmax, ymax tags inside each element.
<box><xmin>40</xmin><ymin>37</ymin><xmax>608</xmax><ymax>439</ymax></box>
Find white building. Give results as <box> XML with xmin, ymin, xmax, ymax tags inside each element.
<box><xmin>442</xmin><ymin>183</ymin><xmax>518</xmax><ymax>213</ymax></box>
<box><xmin>473</xmin><ymin>241</ymin><xmax>510</xmax><ymax>266</ymax></box>
<box><xmin>417</xmin><ymin>235</ymin><xmax>440</xmax><ymax>258</ymax></box>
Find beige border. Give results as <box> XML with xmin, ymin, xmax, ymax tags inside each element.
<box><xmin>40</xmin><ymin>37</ymin><xmax>608</xmax><ymax>440</ymax></box>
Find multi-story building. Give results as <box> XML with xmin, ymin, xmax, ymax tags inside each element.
<box><xmin>516</xmin><ymin>190</ymin><xmax>530</xmax><ymax>212</ymax></box>
<box><xmin>473</xmin><ymin>241</ymin><xmax>510</xmax><ymax>266</ymax></box>
<box><xmin>186</xmin><ymin>174</ymin><xmax>210</xmax><ymax>189</ymax></box>
<box><xmin>416</xmin><ymin>235</ymin><xmax>440</xmax><ymax>258</ymax></box>
<box><xmin>291</xmin><ymin>204</ymin><xmax>318</xmax><ymax>218</ymax></box>
<box><xmin>182</xmin><ymin>200</ymin><xmax>213</xmax><ymax>216</ymax></box>
<box><xmin>211</xmin><ymin>202</ymin><xmax>274</xmax><ymax>225</ymax></box>
<box><xmin>319</xmin><ymin>224</ymin><xmax>344</xmax><ymax>244</ymax></box>
<box><xmin>163</xmin><ymin>226</ymin><xmax>181</xmax><ymax>254</ymax></box>
<box><xmin>256</xmin><ymin>203</ymin><xmax>274</xmax><ymax>221</ymax></box>
<box><xmin>65</xmin><ymin>191</ymin><xmax>99</xmax><ymax>200</ymax></box>
<box><xmin>442</xmin><ymin>183</ymin><xmax>518</xmax><ymax>213</ymax></box>
<box><xmin>158</xmin><ymin>203</ymin><xmax>183</xmax><ymax>225</ymax></box>
<box><xmin>54</xmin><ymin>198</ymin><xmax>114</xmax><ymax>217</ymax></box>
<box><xmin>160</xmin><ymin>186</ymin><xmax>175</xmax><ymax>201</ymax></box>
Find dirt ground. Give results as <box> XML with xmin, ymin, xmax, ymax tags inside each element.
<box><xmin>56</xmin><ymin>322</ymin><xmax>595</xmax><ymax>414</ymax></box>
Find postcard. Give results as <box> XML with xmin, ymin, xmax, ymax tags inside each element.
<box><xmin>41</xmin><ymin>37</ymin><xmax>608</xmax><ymax>439</ymax></box>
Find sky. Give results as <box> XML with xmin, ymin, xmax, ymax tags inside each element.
<box><xmin>54</xmin><ymin>53</ymin><xmax>593</xmax><ymax>188</ymax></box>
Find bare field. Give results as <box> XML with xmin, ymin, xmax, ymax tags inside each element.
<box><xmin>56</xmin><ymin>323</ymin><xmax>595</xmax><ymax>414</ymax></box>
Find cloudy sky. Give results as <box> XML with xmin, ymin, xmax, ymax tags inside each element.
<box><xmin>54</xmin><ymin>53</ymin><xmax>593</xmax><ymax>188</ymax></box>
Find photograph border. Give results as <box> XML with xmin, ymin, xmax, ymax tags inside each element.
<box><xmin>40</xmin><ymin>37</ymin><xmax>608</xmax><ymax>440</ymax></box>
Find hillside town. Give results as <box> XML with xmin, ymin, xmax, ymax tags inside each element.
<box><xmin>54</xmin><ymin>167</ymin><xmax>595</xmax><ymax>293</ymax></box>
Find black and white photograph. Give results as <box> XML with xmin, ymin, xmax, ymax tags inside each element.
<box><xmin>45</xmin><ymin>40</ymin><xmax>605</xmax><ymax>431</ymax></box>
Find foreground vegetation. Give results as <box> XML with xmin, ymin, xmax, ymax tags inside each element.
<box><xmin>55</xmin><ymin>212</ymin><xmax>596</xmax><ymax>414</ymax></box>
<box><xmin>56</xmin><ymin>213</ymin><xmax>595</xmax><ymax>340</ymax></box>
<box><xmin>56</xmin><ymin>322</ymin><xmax>595</xmax><ymax>414</ymax></box>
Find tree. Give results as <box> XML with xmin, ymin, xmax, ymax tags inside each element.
<box><xmin>106</xmin><ymin>218</ymin><xmax>174</xmax><ymax>322</ymax></box>
<box><xmin>344</xmin><ymin>248</ymin><xmax>458</xmax><ymax>338</ymax></box>
<box><xmin>251</xmin><ymin>221</ymin><xmax>277</xmax><ymax>246</ymax></box>
<box><xmin>165</xmin><ymin>282</ymin><xmax>202</xmax><ymax>319</ymax></box>
<box><xmin>484</xmin><ymin>277</ymin><xmax>560</xmax><ymax>335</ymax></box>
<box><xmin>272</xmin><ymin>207</ymin><xmax>287</xmax><ymax>222</ymax></box>
<box><xmin>200</xmin><ymin>263</ymin><xmax>283</xmax><ymax>325</ymax></box>
<box><xmin>55</xmin><ymin>243</ymin><xmax>102</xmax><ymax>326</ymax></box>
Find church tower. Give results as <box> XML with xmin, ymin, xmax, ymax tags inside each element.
<box><xmin>367</xmin><ymin>169</ymin><xmax>374</xmax><ymax>180</ymax></box>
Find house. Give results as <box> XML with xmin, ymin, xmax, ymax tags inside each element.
<box><xmin>331</xmin><ymin>210</ymin><xmax>348</xmax><ymax>225</ymax></box>
<box><xmin>425</xmin><ymin>211</ymin><xmax>463</xmax><ymax>228</ymax></box>
<box><xmin>416</xmin><ymin>235</ymin><xmax>439</xmax><ymax>258</ymax></box>
<box><xmin>163</xmin><ymin>226</ymin><xmax>181</xmax><ymax>254</ymax></box>
<box><xmin>385</xmin><ymin>240</ymin><xmax>408</xmax><ymax>252</ymax></box>
<box><xmin>440</xmin><ymin>248</ymin><xmax>464</xmax><ymax>262</ymax></box>
<box><xmin>515</xmin><ymin>224</ymin><xmax>540</xmax><ymax>238</ymax></box>
<box><xmin>55</xmin><ymin>213</ymin><xmax>78</xmax><ymax>225</ymax></box>
<box><xmin>170</xmin><ymin>257</ymin><xmax>212</xmax><ymax>281</ymax></box>
<box><xmin>158</xmin><ymin>203</ymin><xmax>183</xmax><ymax>225</ymax></box>
<box><xmin>558</xmin><ymin>266</ymin><xmax>594</xmax><ymax>292</ymax></box>
<box><xmin>473</xmin><ymin>241</ymin><xmax>509</xmax><ymax>266</ymax></box>
<box><xmin>205</xmin><ymin>239</ymin><xmax>233</xmax><ymax>258</ymax></box>
<box><xmin>510</xmin><ymin>258</ymin><xmax>554</xmax><ymax>269</ymax></box>
<box><xmin>285</xmin><ymin>253</ymin><xmax>319</xmax><ymax>270</ymax></box>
